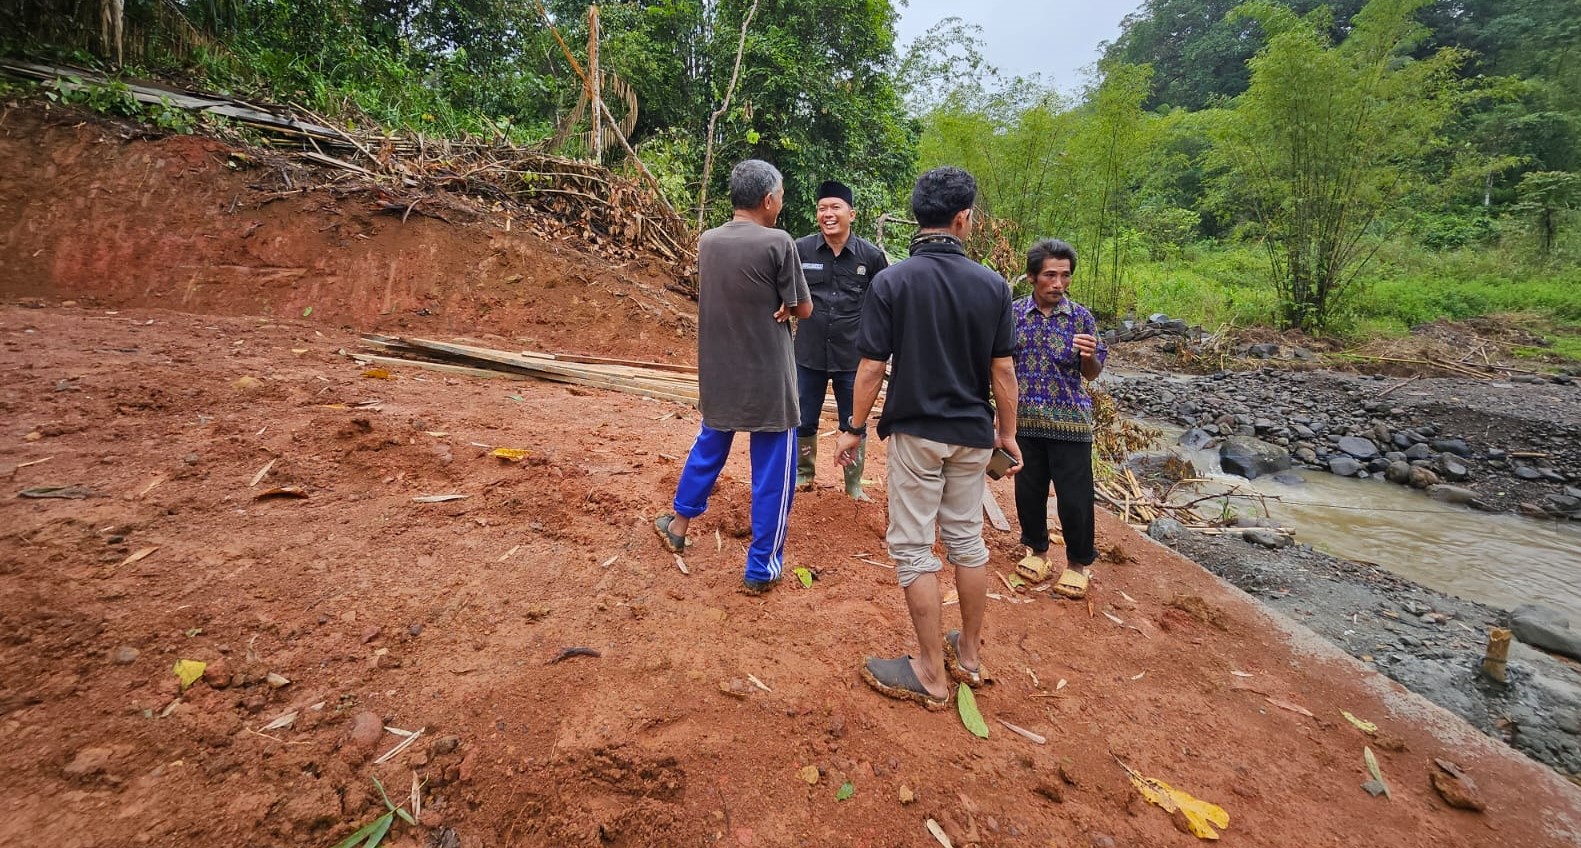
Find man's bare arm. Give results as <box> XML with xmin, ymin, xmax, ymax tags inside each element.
<box><xmin>990</xmin><ymin>356</ymin><xmax>1022</xmax><ymax>468</ymax></box>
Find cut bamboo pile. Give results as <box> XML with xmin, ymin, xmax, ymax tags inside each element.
<box><xmin>0</xmin><ymin>60</ymin><xmax>697</xmax><ymax>281</ymax></box>
<box><xmin>352</xmin><ymin>335</ymin><xmax>866</xmax><ymax>416</ymax></box>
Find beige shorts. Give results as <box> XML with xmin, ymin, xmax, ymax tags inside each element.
<box><xmin>885</xmin><ymin>433</ymin><xmax>992</xmax><ymax>588</ymax></box>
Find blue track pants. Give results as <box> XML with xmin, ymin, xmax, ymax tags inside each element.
<box><xmin>672</xmin><ymin>423</ymin><xmax>796</xmax><ymax>584</ymax></box>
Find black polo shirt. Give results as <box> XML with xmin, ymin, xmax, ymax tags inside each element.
<box><xmin>793</xmin><ymin>233</ymin><xmax>889</xmax><ymax>372</ymax></box>
<box><xmin>856</xmin><ymin>235</ymin><xmax>1014</xmax><ymax>449</ymax></box>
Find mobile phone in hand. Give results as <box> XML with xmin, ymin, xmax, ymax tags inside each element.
<box><xmin>986</xmin><ymin>448</ymin><xmax>1019</xmax><ymax>480</ymax></box>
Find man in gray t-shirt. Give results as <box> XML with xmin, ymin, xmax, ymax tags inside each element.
<box><xmin>653</xmin><ymin>160</ymin><xmax>812</xmax><ymax>593</ymax></box>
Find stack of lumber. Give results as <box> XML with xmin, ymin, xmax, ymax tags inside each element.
<box><xmin>352</xmin><ymin>335</ymin><xmax>863</xmax><ymax>416</ymax></box>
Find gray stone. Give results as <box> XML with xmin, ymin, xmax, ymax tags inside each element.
<box><xmin>1294</xmin><ymin>447</ymin><xmax>1318</xmax><ymax>464</ymax></box>
<box><xmin>1147</xmin><ymin>518</ymin><xmax>1185</xmax><ymax>542</ymax></box>
<box><xmin>1177</xmin><ymin>427</ymin><xmax>1214</xmax><ymax>451</ymax></box>
<box><xmin>1404</xmin><ymin>443</ymin><xmax>1433</xmax><ymax>461</ymax></box>
<box><xmin>1487</xmin><ymin>448</ymin><xmax>1508</xmax><ymax>461</ymax></box>
<box><xmin>1219</xmin><ymin>436</ymin><xmax>1292</xmax><ymax>480</ymax></box>
<box><xmin>1426</xmin><ymin>485</ymin><xmax>1478</xmax><ymax>505</ymax></box>
<box><xmin>1248</xmin><ymin>343</ymin><xmax>1280</xmax><ymax>359</ymax></box>
<box><xmin>1242</xmin><ymin>528</ymin><xmax>1293</xmax><ymax>549</ymax></box>
<box><xmin>1385</xmin><ymin>461</ymin><xmax>1412</xmax><ymax>485</ymax></box>
<box><xmin>1270</xmin><ymin>472</ymin><xmax>1305</xmax><ymax>486</ymax></box>
<box><xmin>1409</xmin><ymin>467</ymin><xmax>1441</xmax><ymax>489</ymax></box>
<box><xmin>1515</xmin><ymin>465</ymin><xmax>1545</xmax><ymax>481</ymax></box>
<box><xmin>1328</xmin><ymin>456</ymin><xmax>1363</xmax><ymax>477</ymax></box>
<box><xmin>1431</xmin><ymin>438</ymin><xmax>1473</xmax><ymax>457</ymax></box>
<box><xmin>1511</xmin><ymin>605</ymin><xmax>1581</xmax><ymax>661</ymax></box>
<box><xmin>1434</xmin><ymin>454</ymin><xmax>1471</xmax><ymax>482</ymax></box>
<box><xmin>1292</xmin><ymin>424</ymin><xmax>1316</xmax><ymax>439</ymax></box>
<box><xmin>1392</xmin><ymin>432</ymin><xmax>1414</xmax><ymax>450</ymax></box>
<box><xmin>1367</xmin><ymin>457</ymin><xmax>1391</xmax><ymax>473</ymax></box>
<box><xmin>1337</xmin><ymin>436</ymin><xmax>1379</xmax><ymax>460</ymax></box>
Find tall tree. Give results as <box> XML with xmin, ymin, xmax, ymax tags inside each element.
<box><xmin>1207</xmin><ymin>0</ymin><xmax>1471</xmax><ymax>331</ymax></box>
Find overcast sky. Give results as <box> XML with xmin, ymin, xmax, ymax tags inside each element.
<box><xmin>894</xmin><ymin>0</ymin><xmax>1144</xmax><ymax>94</ymax></box>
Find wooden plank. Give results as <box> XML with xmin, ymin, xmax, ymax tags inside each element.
<box><xmin>547</xmin><ymin>352</ymin><xmax>698</xmax><ymax>374</ymax></box>
<box><xmin>351</xmin><ymin>353</ymin><xmax>530</xmax><ymax>381</ymax></box>
<box><xmin>981</xmin><ymin>485</ymin><xmax>1011</xmax><ymax>532</ymax></box>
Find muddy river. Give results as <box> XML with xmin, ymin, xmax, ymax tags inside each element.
<box><xmin>1153</xmin><ymin>424</ymin><xmax>1581</xmax><ymax>622</ymax></box>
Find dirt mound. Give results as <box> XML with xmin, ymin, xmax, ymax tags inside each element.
<box><xmin>0</xmin><ymin>105</ymin><xmax>697</xmax><ymax>363</ymax></box>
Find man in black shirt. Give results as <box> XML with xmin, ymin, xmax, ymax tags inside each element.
<box><xmin>837</xmin><ymin>167</ymin><xmax>1020</xmax><ymax>709</ymax></box>
<box><xmin>794</xmin><ymin>180</ymin><xmax>889</xmax><ymax>500</ymax></box>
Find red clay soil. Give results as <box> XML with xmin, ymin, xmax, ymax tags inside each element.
<box><xmin>0</xmin><ymin>107</ymin><xmax>697</xmax><ymax>364</ymax></box>
<box><xmin>2</xmin><ymin>107</ymin><xmax>1581</xmax><ymax>848</ymax></box>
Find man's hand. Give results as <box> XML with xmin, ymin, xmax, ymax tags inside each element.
<box><xmin>995</xmin><ymin>435</ymin><xmax>1023</xmax><ymax>476</ymax></box>
<box><xmin>1073</xmin><ymin>333</ymin><xmax>1098</xmax><ymax>360</ymax></box>
<box><xmin>773</xmin><ymin>304</ymin><xmax>791</xmax><ymax>322</ymax></box>
<box><xmin>835</xmin><ymin>430</ymin><xmax>862</xmax><ymax>467</ymax></box>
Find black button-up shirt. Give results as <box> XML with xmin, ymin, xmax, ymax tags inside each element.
<box><xmin>793</xmin><ymin>233</ymin><xmax>889</xmax><ymax>372</ymax></box>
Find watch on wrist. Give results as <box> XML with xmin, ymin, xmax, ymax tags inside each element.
<box><xmin>846</xmin><ymin>415</ymin><xmax>868</xmax><ymax>436</ymax></box>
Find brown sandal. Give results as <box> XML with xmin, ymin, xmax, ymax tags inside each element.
<box><xmin>944</xmin><ymin>629</ymin><xmax>989</xmax><ymax>688</ymax></box>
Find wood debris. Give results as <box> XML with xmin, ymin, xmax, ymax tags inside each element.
<box><xmin>997</xmin><ymin>719</ymin><xmax>1047</xmax><ymax>744</ymax></box>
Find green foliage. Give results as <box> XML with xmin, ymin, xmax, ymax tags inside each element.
<box><xmin>331</xmin><ymin>776</ymin><xmax>415</xmax><ymax>848</ymax></box>
<box><xmin>1206</xmin><ymin>0</ymin><xmax>1473</xmax><ymax>331</ymax></box>
<box><xmin>1511</xmin><ymin>171</ymin><xmax>1581</xmax><ymax>256</ymax></box>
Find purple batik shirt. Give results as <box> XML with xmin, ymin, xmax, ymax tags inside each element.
<box><xmin>1011</xmin><ymin>296</ymin><xmax>1107</xmax><ymax>442</ymax></box>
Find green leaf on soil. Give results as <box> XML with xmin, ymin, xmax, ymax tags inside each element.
<box><xmin>836</xmin><ymin>781</ymin><xmax>855</xmax><ymax>801</ymax></box>
<box><xmin>957</xmin><ymin>684</ymin><xmax>989</xmax><ymax>738</ymax></box>
<box><xmin>302</xmin><ymin>306</ymin><xmax>313</xmax><ymax>317</ymax></box>
<box><xmin>793</xmin><ymin>567</ymin><xmax>813</xmax><ymax>588</ymax></box>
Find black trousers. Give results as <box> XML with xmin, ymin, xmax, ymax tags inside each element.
<box><xmin>1013</xmin><ymin>435</ymin><xmax>1097</xmax><ymax>566</ymax></box>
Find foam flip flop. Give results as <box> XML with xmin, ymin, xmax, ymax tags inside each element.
<box><xmin>1054</xmin><ymin>566</ymin><xmax>1090</xmax><ymax>600</ymax></box>
<box><xmin>860</xmin><ymin>656</ymin><xmax>949</xmax><ymax>711</ymax></box>
<box><xmin>944</xmin><ymin>629</ymin><xmax>990</xmax><ymax>688</ymax></box>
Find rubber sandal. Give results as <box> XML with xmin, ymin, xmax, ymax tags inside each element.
<box><xmin>1054</xmin><ymin>566</ymin><xmax>1090</xmax><ymax>600</ymax></box>
<box><xmin>944</xmin><ymin>629</ymin><xmax>990</xmax><ymax>688</ymax></box>
<box><xmin>860</xmin><ymin>656</ymin><xmax>949</xmax><ymax>711</ymax></box>
<box><xmin>653</xmin><ymin>514</ymin><xmax>686</xmax><ymax>554</ymax></box>
<box><xmin>741</xmin><ymin>575</ymin><xmax>781</xmax><ymax>595</ymax></box>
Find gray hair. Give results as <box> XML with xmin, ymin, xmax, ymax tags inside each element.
<box><xmin>729</xmin><ymin>159</ymin><xmax>783</xmax><ymax>210</ymax></box>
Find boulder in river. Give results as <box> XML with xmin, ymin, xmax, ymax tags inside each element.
<box><xmin>1510</xmin><ymin>604</ymin><xmax>1581</xmax><ymax>661</ymax></box>
<box><xmin>1427</xmin><ymin>485</ymin><xmax>1478</xmax><ymax>505</ymax></box>
<box><xmin>1218</xmin><ymin>436</ymin><xmax>1292</xmax><ymax>480</ymax></box>
<box><xmin>1337</xmin><ymin>436</ymin><xmax>1379</xmax><ymax>460</ymax></box>
<box><xmin>1409</xmin><ymin>467</ymin><xmax>1441</xmax><ymax>489</ymax></box>
<box><xmin>1328</xmin><ymin>456</ymin><xmax>1363</xmax><ymax>477</ymax></box>
<box><xmin>1177</xmin><ymin>427</ymin><xmax>1215</xmax><ymax>451</ymax></box>
<box><xmin>1385</xmin><ymin>461</ymin><xmax>1413</xmax><ymax>485</ymax></box>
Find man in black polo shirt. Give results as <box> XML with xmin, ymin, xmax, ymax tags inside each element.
<box><xmin>836</xmin><ymin>166</ymin><xmax>1020</xmax><ymax>709</ymax></box>
<box><xmin>794</xmin><ymin>180</ymin><xmax>889</xmax><ymax>500</ymax></box>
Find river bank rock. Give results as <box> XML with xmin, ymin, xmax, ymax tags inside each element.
<box><xmin>1107</xmin><ymin>367</ymin><xmax>1581</xmax><ymax>519</ymax></box>
<box><xmin>1511</xmin><ymin>605</ymin><xmax>1581</xmax><ymax>661</ymax></box>
<box><xmin>1218</xmin><ymin>436</ymin><xmax>1292</xmax><ymax>479</ymax></box>
<box><xmin>1154</xmin><ymin>530</ymin><xmax>1581</xmax><ymax>775</ymax></box>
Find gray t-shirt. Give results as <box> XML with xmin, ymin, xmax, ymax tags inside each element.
<box><xmin>696</xmin><ymin>220</ymin><xmax>811</xmax><ymax>432</ymax></box>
